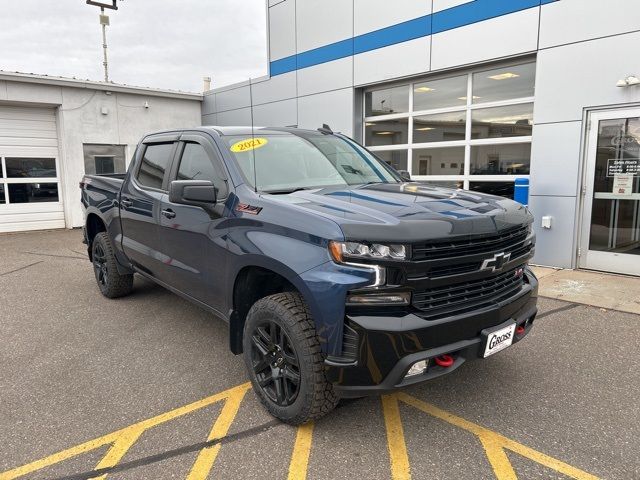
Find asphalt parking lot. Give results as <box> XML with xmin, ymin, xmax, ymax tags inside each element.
<box><xmin>1</xmin><ymin>229</ymin><xmax>638</xmax><ymax>480</ymax></box>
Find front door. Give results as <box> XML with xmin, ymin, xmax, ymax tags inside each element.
<box><xmin>579</xmin><ymin>108</ymin><xmax>640</xmax><ymax>275</ymax></box>
<box><xmin>159</xmin><ymin>134</ymin><xmax>230</xmax><ymax>311</ymax></box>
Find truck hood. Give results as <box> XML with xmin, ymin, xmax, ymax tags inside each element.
<box><xmin>263</xmin><ymin>183</ymin><xmax>531</xmax><ymax>243</ymax></box>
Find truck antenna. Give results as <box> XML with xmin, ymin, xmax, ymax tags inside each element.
<box><xmin>249</xmin><ymin>77</ymin><xmax>257</xmax><ymax>193</ymax></box>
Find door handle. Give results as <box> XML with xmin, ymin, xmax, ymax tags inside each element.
<box><xmin>121</xmin><ymin>198</ymin><xmax>133</xmax><ymax>208</ymax></box>
<box><xmin>161</xmin><ymin>208</ymin><xmax>176</xmax><ymax>219</ymax></box>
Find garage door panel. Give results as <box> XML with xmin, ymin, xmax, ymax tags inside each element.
<box><xmin>0</xmin><ymin>216</ymin><xmax>65</xmax><ymax>233</ymax></box>
<box><xmin>0</xmin><ymin>105</ymin><xmax>57</xmax><ymax>122</ymax></box>
<box><xmin>0</xmin><ymin>105</ymin><xmax>63</xmax><ymax>233</ymax></box>
<box><xmin>0</xmin><ymin>136</ymin><xmax>59</xmax><ymax>147</ymax></box>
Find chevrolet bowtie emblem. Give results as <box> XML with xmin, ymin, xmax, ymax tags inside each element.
<box><xmin>481</xmin><ymin>252</ymin><xmax>511</xmax><ymax>272</ymax></box>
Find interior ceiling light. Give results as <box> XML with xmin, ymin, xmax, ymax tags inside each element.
<box><xmin>415</xmin><ymin>86</ymin><xmax>435</xmax><ymax>92</ymax></box>
<box><xmin>458</xmin><ymin>96</ymin><xmax>482</xmax><ymax>101</ymax></box>
<box><xmin>365</xmin><ymin>122</ymin><xmax>375</xmax><ymax>126</ymax></box>
<box><xmin>375</xmin><ymin>131</ymin><xmax>395</xmax><ymax>135</ymax></box>
<box><xmin>488</xmin><ymin>72</ymin><xmax>520</xmax><ymax>80</ymax></box>
<box><xmin>415</xmin><ymin>127</ymin><xmax>435</xmax><ymax>131</ymax></box>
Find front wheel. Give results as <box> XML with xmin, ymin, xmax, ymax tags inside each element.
<box><xmin>92</xmin><ymin>232</ymin><xmax>134</xmax><ymax>298</ymax></box>
<box><xmin>243</xmin><ymin>292</ymin><xmax>338</xmax><ymax>424</ymax></box>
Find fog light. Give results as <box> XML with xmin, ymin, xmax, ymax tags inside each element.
<box><xmin>346</xmin><ymin>292</ymin><xmax>410</xmax><ymax>306</ymax></box>
<box><xmin>405</xmin><ymin>360</ymin><xmax>428</xmax><ymax>377</ymax></box>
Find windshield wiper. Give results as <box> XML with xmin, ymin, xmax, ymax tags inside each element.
<box><xmin>262</xmin><ymin>187</ymin><xmax>312</xmax><ymax>195</ymax></box>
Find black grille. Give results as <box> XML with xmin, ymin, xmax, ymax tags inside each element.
<box><xmin>412</xmin><ymin>225</ymin><xmax>529</xmax><ymax>261</ymax></box>
<box><xmin>412</xmin><ymin>266</ymin><xmax>525</xmax><ymax>318</ymax></box>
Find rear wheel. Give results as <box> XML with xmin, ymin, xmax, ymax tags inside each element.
<box><xmin>92</xmin><ymin>232</ymin><xmax>134</xmax><ymax>298</ymax></box>
<box><xmin>243</xmin><ymin>292</ymin><xmax>338</xmax><ymax>424</ymax></box>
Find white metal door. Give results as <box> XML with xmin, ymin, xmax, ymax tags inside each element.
<box><xmin>579</xmin><ymin>108</ymin><xmax>640</xmax><ymax>275</ymax></box>
<box><xmin>0</xmin><ymin>105</ymin><xmax>64</xmax><ymax>232</ymax></box>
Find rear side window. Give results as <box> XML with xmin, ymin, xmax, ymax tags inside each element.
<box><xmin>137</xmin><ymin>143</ymin><xmax>174</xmax><ymax>189</ymax></box>
<box><xmin>176</xmin><ymin>142</ymin><xmax>228</xmax><ymax>198</ymax></box>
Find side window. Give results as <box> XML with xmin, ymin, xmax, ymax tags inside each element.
<box><xmin>137</xmin><ymin>143</ymin><xmax>174</xmax><ymax>190</ymax></box>
<box><xmin>177</xmin><ymin>142</ymin><xmax>227</xmax><ymax>198</ymax></box>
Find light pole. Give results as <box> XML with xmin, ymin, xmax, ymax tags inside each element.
<box><xmin>86</xmin><ymin>1</ymin><xmax>119</xmax><ymax>82</ymax></box>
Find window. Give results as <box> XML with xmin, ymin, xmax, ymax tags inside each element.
<box><xmin>365</xmin><ymin>85</ymin><xmax>409</xmax><ymax>117</ymax></box>
<box><xmin>0</xmin><ymin>157</ymin><xmax>60</xmax><ymax>205</ymax></box>
<box><xmin>363</xmin><ymin>61</ymin><xmax>535</xmax><ymax>198</ymax></box>
<box><xmin>95</xmin><ymin>156</ymin><xmax>115</xmax><ymax>174</ymax></box>
<box><xmin>137</xmin><ymin>143</ymin><xmax>174</xmax><ymax>190</ymax></box>
<box><xmin>177</xmin><ymin>143</ymin><xmax>228</xmax><ymax>198</ymax></box>
<box><xmin>83</xmin><ymin>144</ymin><xmax>126</xmax><ymax>175</ymax></box>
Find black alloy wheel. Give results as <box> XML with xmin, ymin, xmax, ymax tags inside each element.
<box><xmin>93</xmin><ymin>241</ymin><xmax>109</xmax><ymax>288</ymax></box>
<box><xmin>250</xmin><ymin>320</ymin><xmax>301</xmax><ymax>406</ymax></box>
<box><xmin>90</xmin><ymin>232</ymin><xmax>134</xmax><ymax>298</ymax></box>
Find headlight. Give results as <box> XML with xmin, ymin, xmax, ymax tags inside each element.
<box><xmin>329</xmin><ymin>241</ymin><xmax>407</xmax><ymax>263</ymax></box>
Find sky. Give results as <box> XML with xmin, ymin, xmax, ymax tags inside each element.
<box><xmin>0</xmin><ymin>0</ymin><xmax>268</xmax><ymax>93</ymax></box>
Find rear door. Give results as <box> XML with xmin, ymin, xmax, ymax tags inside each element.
<box><xmin>159</xmin><ymin>133</ymin><xmax>230</xmax><ymax>310</ymax></box>
<box><xmin>120</xmin><ymin>135</ymin><xmax>179</xmax><ymax>278</ymax></box>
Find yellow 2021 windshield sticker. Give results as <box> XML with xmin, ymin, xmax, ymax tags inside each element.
<box><xmin>230</xmin><ymin>137</ymin><xmax>268</xmax><ymax>153</ymax></box>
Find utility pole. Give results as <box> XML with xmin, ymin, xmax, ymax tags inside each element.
<box><xmin>86</xmin><ymin>1</ymin><xmax>119</xmax><ymax>82</ymax></box>
<box><xmin>100</xmin><ymin>8</ymin><xmax>110</xmax><ymax>82</ymax></box>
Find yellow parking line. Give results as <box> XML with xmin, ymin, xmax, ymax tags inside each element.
<box><xmin>478</xmin><ymin>434</ymin><xmax>518</xmax><ymax>480</ymax></box>
<box><xmin>397</xmin><ymin>393</ymin><xmax>600</xmax><ymax>480</ymax></box>
<box><xmin>381</xmin><ymin>395</ymin><xmax>411</xmax><ymax>480</ymax></box>
<box><xmin>0</xmin><ymin>383</ymin><xmax>252</xmax><ymax>480</ymax></box>
<box><xmin>287</xmin><ymin>422</ymin><xmax>314</xmax><ymax>480</ymax></box>
<box><xmin>90</xmin><ymin>426</ymin><xmax>145</xmax><ymax>480</ymax></box>
<box><xmin>186</xmin><ymin>386</ymin><xmax>248</xmax><ymax>480</ymax></box>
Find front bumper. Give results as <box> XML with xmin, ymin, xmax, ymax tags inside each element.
<box><xmin>326</xmin><ymin>269</ymin><xmax>538</xmax><ymax>397</ymax></box>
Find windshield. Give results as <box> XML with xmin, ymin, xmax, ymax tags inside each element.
<box><xmin>223</xmin><ymin>133</ymin><xmax>400</xmax><ymax>193</ymax></box>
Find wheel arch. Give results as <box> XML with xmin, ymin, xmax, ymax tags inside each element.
<box><xmin>228</xmin><ymin>257</ymin><xmax>324</xmax><ymax>355</ymax></box>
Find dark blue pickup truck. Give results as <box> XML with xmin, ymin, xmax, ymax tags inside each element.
<box><xmin>81</xmin><ymin>126</ymin><xmax>537</xmax><ymax>424</ymax></box>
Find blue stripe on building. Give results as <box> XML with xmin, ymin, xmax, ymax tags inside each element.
<box><xmin>269</xmin><ymin>0</ymin><xmax>558</xmax><ymax>76</ymax></box>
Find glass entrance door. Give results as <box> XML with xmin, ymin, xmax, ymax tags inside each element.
<box><xmin>580</xmin><ymin>109</ymin><xmax>640</xmax><ymax>275</ymax></box>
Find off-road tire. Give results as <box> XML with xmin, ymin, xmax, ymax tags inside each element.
<box><xmin>243</xmin><ymin>292</ymin><xmax>339</xmax><ymax>424</ymax></box>
<box><xmin>92</xmin><ymin>232</ymin><xmax>134</xmax><ymax>298</ymax></box>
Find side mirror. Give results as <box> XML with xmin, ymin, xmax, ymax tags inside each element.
<box><xmin>397</xmin><ymin>170</ymin><xmax>411</xmax><ymax>182</ymax></box>
<box><xmin>169</xmin><ymin>180</ymin><xmax>217</xmax><ymax>206</ymax></box>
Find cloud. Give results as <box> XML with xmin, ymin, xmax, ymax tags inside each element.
<box><xmin>0</xmin><ymin>0</ymin><xmax>268</xmax><ymax>92</ymax></box>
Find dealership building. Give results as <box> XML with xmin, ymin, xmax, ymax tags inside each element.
<box><xmin>1</xmin><ymin>0</ymin><xmax>640</xmax><ymax>276</ymax></box>
<box><xmin>201</xmin><ymin>0</ymin><xmax>640</xmax><ymax>276</ymax></box>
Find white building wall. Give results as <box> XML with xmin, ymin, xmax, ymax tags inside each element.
<box><xmin>1</xmin><ymin>77</ymin><xmax>201</xmax><ymax>230</ymax></box>
<box><xmin>202</xmin><ymin>0</ymin><xmax>640</xmax><ymax>269</ymax></box>
<box><xmin>529</xmin><ymin>0</ymin><xmax>640</xmax><ymax>267</ymax></box>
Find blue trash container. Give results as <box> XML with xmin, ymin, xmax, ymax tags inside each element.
<box><xmin>514</xmin><ymin>178</ymin><xmax>529</xmax><ymax>206</ymax></box>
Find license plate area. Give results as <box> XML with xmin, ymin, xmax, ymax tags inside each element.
<box><xmin>481</xmin><ymin>321</ymin><xmax>516</xmax><ymax>358</ymax></box>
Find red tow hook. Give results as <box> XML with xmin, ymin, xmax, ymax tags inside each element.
<box><xmin>516</xmin><ymin>325</ymin><xmax>526</xmax><ymax>335</ymax></box>
<box><xmin>434</xmin><ymin>354</ymin><xmax>454</xmax><ymax>368</ymax></box>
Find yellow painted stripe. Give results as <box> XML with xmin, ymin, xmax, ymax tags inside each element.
<box><xmin>287</xmin><ymin>422</ymin><xmax>314</xmax><ymax>480</ymax></box>
<box><xmin>0</xmin><ymin>383</ymin><xmax>252</xmax><ymax>480</ymax></box>
<box><xmin>381</xmin><ymin>395</ymin><xmax>411</xmax><ymax>480</ymax></box>
<box><xmin>397</xmin><ymin>393</ymin><xmax>600</xmax><ymax>480</ymax></box>
<box><xmin>478</xmin><ymin>434</ymin><xmax>517</xmax><ymax>480</ymax></box>
<box><xmin>90</xmin><ymin>427</ymin><xmax>145</xmax><ymax>480</ymax></box>
<box><xmin>186</xmin><ymin>386</ymin><xmax>248</xmax><ymax>480</ymax></box>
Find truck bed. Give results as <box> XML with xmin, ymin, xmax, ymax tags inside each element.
<box><xmin>81</xmin><ymin>174</ymin><xmax>125</xmax><ymax>213</ymax></box>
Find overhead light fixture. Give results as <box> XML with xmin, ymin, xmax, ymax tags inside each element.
<box><xmin>415</xmin><ymin>86</ymin><xmax>435</xmax><ymax>93</ymax></box>
<box><xmin>488</xmin><ymin>72</ymin><xmax>520</xmax><ymax>80</ymax></box>
<box><xmin>365</xmin><ymin>122</ymin><xmax>375</xmax><ymax>126</ymax></box>
<box><xmin>415</xmin><ymin>127</ymin><xmax>435</xmax><ymax>131</ymax></box>
<box><xmin>458</xmin><ymin>96</ymin><xmax>482</xmax><ymax>101</ymax></box>
<box><xmin>375</xmin><ymin>131</ymin><xmax>395</xmax><ymax>135</ymax></box>
<box><xmin>617</xmin><ymin>75</ymin><xmax>640</xmax><ymax>87</ymax></box>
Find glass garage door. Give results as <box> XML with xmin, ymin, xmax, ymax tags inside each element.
<box><xmin>579</xmin><ymin>108</ymin><xmax>640</xmax><ymax>275</ymax></box>
<box><xmin>363</xmin><ymin>61</ymin><xmax>535</xmax><ymax>198</ymax></box>
<box><xmin>0</xmin><ymin>105</ymin><xmax>64</xmax><ymax>233</ymax></box>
